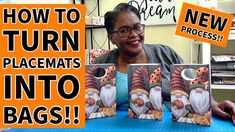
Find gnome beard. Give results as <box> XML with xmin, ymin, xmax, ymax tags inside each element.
<box><xmin>149</xmin><ymin>87</ymin><xmax>162</xmax><ymax>111</ymax></box>
<box><xmin>100</xmin><ymin>84</ymin><xmax>116</xmax><ymax>108</ymax></box>
<box><xmin>171</xmin><ymin>94</ymin><xmax>190</xmax><ymax>119</ymax></box>
<box><xmin>86</xmin><ymin>92</ymin><xmax>100</xmax><ymax>117</ymax></box>
<box><xmin>130</xmin><ymin>92</ymin><xmax>150</xmax><ymax>116</ymax></box>
<box><xmin>189</xmin><ymin>88</ymin><xmax>210</xmax><ymax>115</ymax></box>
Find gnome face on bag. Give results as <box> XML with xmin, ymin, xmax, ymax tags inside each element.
<box><xmin>130</xmin><ymin>91</ymin><xmax>150</xmax><ymax>116</ymax></box>
<box><xmin>171</xmin><ymin>91</ymin><xmax>190</xmax><ymax>119</ymax></box>
<box><xmin>130</xmin><ymin>66</ymin><xmax>149</xmax><ymax>116</ymax></box>
<box><xmin>149</xmin><ymin>86</ymin><xmax>162</xmax><ymax>111</ymax></box>
<box><xmin>189</xmin><ymin>67</ymin><xmax>210</xmax><ymax>115</ymax></box>
<box><xmin>189</xmin><ymin>87</ymin><xmax>210</xmax><ymax>115</ymax></box>
<box><xmin>171</xmin><ymin>66</ymin><xmax>190</xmax><ymax>119</ymax></box>
<box><xmin>100</xmin><ymin>66</ymin><xmax>116</xmax><ymax>108</ymax></box>
<box><xmin>85</xmin><ymin>66</ymin><xmax>101</xmax><ymax>117</ymax></box>
<box><xmin>149</xmin><ymin>67</ymin><xmax>162</xmax><ymax>111</ymax></box>
<box><xmin>100</xmin><ymin>83</ymin><xmax>116</xmax><ymax>108</ymax></box>
<box><xmin>85</xmin><ymin>90</ymin><xmax>100</xmax><ymax>117</ymax></box>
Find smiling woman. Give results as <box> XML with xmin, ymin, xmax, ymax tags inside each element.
<box><xmin>94</xmin><ymin>3</ymin><xmax>184</xmax><ymax>110</ymax></box>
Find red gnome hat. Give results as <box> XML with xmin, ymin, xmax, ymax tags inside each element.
<box><xmin>170</xmin><ymin>66</ymin><xmax>188</xmax><ymax>97</ymax></box>
<box><xmin>130</xmin><ymin>66</ymin><xmax>149</xmax><ymax>95</ymax></box>
<box><xmin>85</xmin><ymin>66</ymin><xmax>99</xmax><ymax>94</ymax></box>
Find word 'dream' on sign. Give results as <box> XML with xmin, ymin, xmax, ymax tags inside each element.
<box><xmin>176</xmin><ymin>3</ymin><xmax>233</xmax><ymax>48</ymax></box>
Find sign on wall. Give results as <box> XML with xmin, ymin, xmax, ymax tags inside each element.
<box><xmin>128</xmin><ymin>0</ymin><xmax>177</xmax><ymax>25</ymax></box>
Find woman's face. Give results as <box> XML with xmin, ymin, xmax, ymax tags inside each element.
<box><xmin>109</xmin><ymin>11</ymin><xmax>144</xmax><ymax>56</ymax></box>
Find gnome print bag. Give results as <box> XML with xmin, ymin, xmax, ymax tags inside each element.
<box><xmin>85</xmin><ymin>64</ymin><xmax>116</xmax><ymax>119</ymax></box>
<box><xmin>170</xmin><ymin>64</ymin><xmax>211</xmax><ymax>126</ymax></box>
<box><xmin>128</xmin><ymin>64</ymin><xmax>163</xmax><ymax>120</ymax></box>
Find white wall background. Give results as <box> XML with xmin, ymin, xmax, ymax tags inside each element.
<box><xmin>0</xmin><ymin>0</ymin><xmax>11</xmax><ymax>4</ymax></box>
<box><xmin>11</xmin><ymin>0</ymin><xmax>73</xmax><ymax>4</ymax></box>
<box><xmin>8</xmin><ymin>0</ymin><xmax>198</xmax><ymax>63</ymax></box>
<box><xmin>85</xmin><ymin>0</ymin><xmax>198</xmax><ymax>63</ymax></box>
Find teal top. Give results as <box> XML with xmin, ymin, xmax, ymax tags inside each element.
<box><xmin>116</xmin><ymin>71</ymin><xmax>169</xmax><ymax>111</ymax></box>
<box><xmin>116</xmin><ymin>71</ymin><xmax>129</xmax><ymax>110</ymax></box>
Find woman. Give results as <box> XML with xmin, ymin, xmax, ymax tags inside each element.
<box><xmin>94</xmin><ymin>3</ymin><xmax>235</xmax><ymax>125</ymax></box>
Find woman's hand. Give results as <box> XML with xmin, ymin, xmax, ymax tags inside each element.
<box><xmin>212</xmin><ymin>98</ymin><xmax>235</xmax><ymax>125</ymax></box>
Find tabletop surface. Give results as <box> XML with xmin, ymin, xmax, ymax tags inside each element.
<box><xmin>6</xmin><ymin>110</ymin><xmax>235</xmax><ymax>132</ymax></box>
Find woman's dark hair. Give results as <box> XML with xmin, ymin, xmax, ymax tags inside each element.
<box><xmin>104</xmin><ymin>3</ymin><xmax>141</xmax><ymax>34</ymax></box>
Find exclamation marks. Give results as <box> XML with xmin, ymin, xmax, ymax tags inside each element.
<box><xmin>220</xmin><ymin>36</ymin><xmax>223</xmax><ymax>42</ymax></box>
<box><xmin>64</xmin><ymin>106</ymin><xmax>79</xmax><ymax>125</ymax></box>
<box><xmin>74</xmin><ymin>106</ymin><xmax>79</xmax><ymax>124</ymax></box>
<box><xmin>217</xmin><ymin>35</ymin><xmax>224</xmax><ymax>42</ymax></box>
<box><xmin>65</xmin><ymin>106</ymin><xmax>70</xmax><ymax>124</ymax></box>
